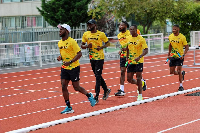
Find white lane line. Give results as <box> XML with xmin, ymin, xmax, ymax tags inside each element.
<box><xmin>5</xmin><ymin>87</ymin><xmax>200</xmax><ymax>133</ymax></box>
<box><xmin>157</xmin><ymin>118</ymin><xmax>200</xmax><ymax>133</ymax></box>
<box><xmin>1</xmin><ymin>70</ymin><xmax>199</xmax><ymax>98</ymax></box>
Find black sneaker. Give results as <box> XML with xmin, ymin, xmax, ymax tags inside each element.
<box><xmin>114</xmin><ymin>89</ymin><xmax>126</xmax><ymax>96</ymax></box>
<box><xmin>103</xmin><ymin>89</ymin><xmax>111</xmax><ymax>100</ymax></box>
<box><xmin>142</xmin><ymin>79</ymin><xmax>147</xmax><ymax>91</ymax></box>
<box><xmin>182</xmin><ymin>71</ymin><xmax>185</xmax><ymax>81</ymax></box>
<box><xmin>178</xmin><ymin>86</ymin><xmax>184</xmax><ymax>91</ymax></box>
<box><xmin>94</xmin><ymin>96</ymin><xmax>99</xmax><ymax>104</ymax></box>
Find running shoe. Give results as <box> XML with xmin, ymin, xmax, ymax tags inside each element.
<box><xmin>137</xmin><ymin>95</ymin><xmax>143</xmax><ymax>101</ymax></box>
<box><xmin>114</xmin><ymin>89</ymin><xmax>126</xmax><ymax>96</ymax></box>
<box><xmin>94</xmin><ymin>96</ymin><xmax>99</xmax><ymax>104</ymax></box>
<box><xmin>60</xmin><ymin>106</ymin><xmax>74</xmax><ymax>114</ymax></box>
<box><xmin>142</xmin><ymin>79</ymin><xmax>147</xmax><ymax>91</ymax></box>
<box><xmin>182</xmin><ymin>71</ymin><xmax>185</xmax><ymax>81</ymax></box>
<box><xmin>103</xmin><ymin>89</ymin><xmax>111</xmax><ymax>100</ymax></box>
<box><xmin>178</xmin><ymin>86</ymin><xmax>184</xmax><ymax>91</ymax></box>
<box><xmin>88</xmin><ymin>93</ymin><xmax>96</xmax><ymax>107</ymax></box>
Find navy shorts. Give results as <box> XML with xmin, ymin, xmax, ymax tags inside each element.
<box><xmin>127</xmin><ymin>63</ymin><xmax>143</xmax><ymax>73</ymax></box>
<box><xmin>169</xmin><ymin>58</ymin><xmax>184</xmax><ymax>67</ymax></box>
<box><xmin>120</xmin><ymin>57</ymin><xmax>126</xmax><ymax>67</ymax></box>
<box><xmin>60</xmin><ymin>66</ymin><xmax>80</xmax><ymax>82</ymax></box>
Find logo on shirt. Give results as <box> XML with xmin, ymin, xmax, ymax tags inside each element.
<box><xmin>59</xmin><ymin>46</ymin><xmax>68</xmax><ymax>49</ymax></box>
<box><xmin>59</xmin><ymin>43</ymin><xmax>68</xmax><ymax>49</ymax></box>
<box><xmin>171</xmin><ymin>40</ymin><xmax>180</xmax><ymax>43</ymax></box>
<box><xmin>88</xmin><ymin>37</ymin><xmax>98</xmax><ymax>40</ymax></box>
<box><xmin>129</xmin><ymin>42</ymin><xmax>137</xmax><ymax>45</ymax></box>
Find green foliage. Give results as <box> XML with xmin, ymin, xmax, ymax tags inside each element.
<box><xmin>37</xmin><ymin>0</ymin><xmax>92</xmax><ymax>27</ymax></box>
<box><xmin>99</xmin><ymin>0</ymin><xmax>188</xmax><ymax>34</ymax></box>
<box><xmin>170</xmin><ymin>2</ymin><xmax>200</xmax><ymax>42</ymax></box>
<box><xmin>87</xmin><ymin>2</ymin><xmax>105</xmax><ymax>20</ymax></box>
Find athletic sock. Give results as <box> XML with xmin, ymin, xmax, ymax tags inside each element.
<box><xmin>65</xmin><ymin>100</ymin><xmax>71</xmax><ymax>108</ymax></box>
<box><xmin>120</xmin><ymin>85</ymin><xmax>124</xmax><ymax>91</ymax></box>
<box><xmin>180</xmin><ymin>83</ymin><xmax>183</xmax><ymax>87</ymax></box>
<box><xmin>86</xmin><ymin>93</ymin><xmax>91</xmax><ymax>98</ymax></box>
<box><xmin>138</xmin><ymin>94</ymin><xmax>142</xmax><ymax>97</ymax></box>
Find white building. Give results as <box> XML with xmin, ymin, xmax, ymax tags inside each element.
<box><xmin>0</xmin><ymin>0</ymin><xmax>50</xmax><ymax>29</ymax></box>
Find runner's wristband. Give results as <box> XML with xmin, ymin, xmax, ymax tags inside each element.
<box><xmin>139</xmin><ymin>55</ymin><xmax>142</xmax><ymax>58</ymax></box>
<box><xmin>69</xmin><ymin>60</ymin><xmax>73</xmax><ymax>64</ymax></box>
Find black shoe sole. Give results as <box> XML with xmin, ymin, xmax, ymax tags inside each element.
<box><xmin>103</xmin><ymin>89</ymin><xmax>111</xmax><ymax>100</ymax></box>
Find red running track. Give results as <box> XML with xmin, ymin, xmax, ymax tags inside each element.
<box><xmin>0</xmin><ymin>51</ymin><xmax>200</xmax><ymax>133</ymax></box>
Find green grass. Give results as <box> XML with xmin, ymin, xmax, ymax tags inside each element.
<box><xmin>106</xmin><ymin>47</ymin><xmax>120</xmax><ymax>53</ymax></box>
<box><xmin>164</xmin><ymin>41</ymin><xmax>169</xmax><ymax>49</ymax></box>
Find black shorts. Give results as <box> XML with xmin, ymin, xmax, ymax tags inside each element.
<box><xmin>90</xmin><ymin>59</ymin><xmax>104</xmax><ymax>76</ymax></box>
<box><xmin>127</xmin><ymin>63</ymin><xmax>143</xmax><ymax>73</ymax></box>
<box><xmin>60</xmin><ymin>66</ymin><xmax>80</xmax><ymax>82</ymax></box>
<box><xmin>120</xmin><ymin>57</ymin><xmax>126</xmax><ymax>67</ymax></box>
<box><xmin>169</xmin><ymin>58</ymin><xmax>184</xmax><ymax>67</ymax></box>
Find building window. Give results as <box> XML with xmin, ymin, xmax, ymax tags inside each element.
<box><xmin>3</xmin><ymin>0</ymin><xmax>21</xmax><ymax>2</ymax></box>
<box><xmin>15</xmin><ymin>17</ymin><xmax>21</xmax><ymax>27</ymax></box>
<box><xmin>24</xmin><ymin>0</ymin><xmax>40</xmax><ymax>1</ymax></box>
<box><xmin>26</xmin><ymin>16</ymin><xmax>43</xmax><ymax>27</ymax></box>
<box><xmin>4</xmin><ymin>17</ymin><xmax>15</xmax><ymax>28</ymax></box>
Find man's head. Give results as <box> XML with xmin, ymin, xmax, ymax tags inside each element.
<box><xmin>119</xmin><ymin>21</ymin><xmax>129</xmax><ymax>32</ymax></box>
<box><xmin>87</xmin><ymin>19</ymin><xmax>97</xmax><ymax>31</ymax></box>
<box><xmin>129</xmin><ymin>25</ymin><xmax>137</xmax><ymax>36</ymax></box>
<box><xmin>172</xmin><ymin>24</ymin><xmax>180</xmax><ymax>35</ymax></box>
<box><xmin>57</xmin><ymin>24</ymin><xmax>71</xmax><ymax>37</ymax></box>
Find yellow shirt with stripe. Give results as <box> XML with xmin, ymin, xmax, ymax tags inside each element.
<box><xmin>58</xmin><ymin>37</ymin><xmax>80</xmax><ymax>70</ymax></box>
<box><xmin>127</xmin><ymin>35</ymin><xmax>148</xmax><ymax>64</ymax></box>
<box><xmin>169</xmin><ymin>33</ymin><xmax>187</xmax><ymax>58</ymax></box>
<box><xmin>117</xmin><ymin>30</ymin><xmax>130</xmax><ymax>58</ymax></box>
<box><xmin>82</xmin><ymin>30</ymin><xmax>108</xmax><ymax>60</ymax></box>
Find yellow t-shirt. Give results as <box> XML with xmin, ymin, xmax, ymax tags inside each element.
<box><xmin>58</xmin><ymin>37</ymin><xmax>80</xmax><ymax>70</ymax></box>
<box><xmin>82</xmin><ymin>30</ymin><xmax>108</xmax><ymax>60</ymax></box>
<box><xmin>169</xmin><ymin>33</ymin><xmax>187</xmax><ymax>58</ymax></box>
<box><xmin>127</xmin><ymin>35</ymin><xmax>148</xmax><ymax>64</ymax></box>
<box><xmin>117</xmin><ymin>30</ymin><xmax>130</xmax><ymax>58</ymax></box>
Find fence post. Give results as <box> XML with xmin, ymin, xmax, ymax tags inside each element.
<box><xmin>148</xmin><ymin>35</ymin><xmax>150</xmax><ymax>54</ymax></box>
<box><xmin>161</xmin><ymin>33</ymin><xmax>164</xmax><ymax>53</ymax></box>
<box><xmin>193</xmin><ymin>31</ymin><xmax>195</xmax><ymax>47</ymax></box>
<box><xmin>39</xmin><ymin>42</ymin><xmax>42</xmax><ymax>67</ymax></box>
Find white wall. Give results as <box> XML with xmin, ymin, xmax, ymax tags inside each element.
<box><xmin>0</xmin><ymin>1</ymin><xmax>41</xmax><ymax>16</ymax></box>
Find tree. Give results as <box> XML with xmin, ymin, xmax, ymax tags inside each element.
<box><xmin>37</xmin><ymin>0</ymin><xmax>92</xmax><ymax>27</ymax></box>
<box><xmin>87</xmin><ymin>1</ymin><xmax>116</xmax><ymax>36</ymax></box>
<box><xmin>170</xmin><ymin>2</ymin><xmax>200</xmax><ymax>42</ymax></box>
<box><xmin>99</xmin><ymin>0</ymin><xmax>188</xmax><ymax>34</ymax></box>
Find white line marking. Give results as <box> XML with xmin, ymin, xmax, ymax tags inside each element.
<box><xmin>6</xmin><ymin>87</ymin><xmax>200</xmax><ymax>133</ymax></box>
<box><xmin>157</xmin><ymin>118</ymin><xmax>200</xmax><ymax>133</ymax></box>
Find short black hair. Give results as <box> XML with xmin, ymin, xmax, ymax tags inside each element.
<box><xmin>173</xmin><ymin>24</ymin><xmax>179</xmax><ymax>28</ymax></box>
<box><xmin>87</xmin><ymin>19</ymin><xmax>97</xmax><ymax>24</ymax></box>
<box><xmin>131</xmin><ymin>24</ymin><xmax>137</xmax><ymax>29</ymax></box>
<box><xmin>121</xmin><ymin>21</ymin><xmax>129</xmax><ymax>28</ymax></box>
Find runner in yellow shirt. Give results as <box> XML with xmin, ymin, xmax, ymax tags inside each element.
<box><xmin>81</xmin><ymin>19</ymin><xmax>111</xmax><ymax>104</ymax></box>
<box><xmin>126</xmin><ymin>25</ymin><xmax>148</xmax><ymax>101</ymax></box>
<box><xmin>57</xmin><ymin>24</ymin><xmax>96</xmax><ymax>114</ymax></box>
<box><xmin>115</xmin><ymin>21</ymin><xmax>146</xmax><ymax>96</ymax></box>
<box><xmin>167</xmin><ymin>25</ymin><xmax>189</xmax><ymax>91</ymax></box>
<box><xmin>114</xmin><ymin>21</ymin><xmax>130</xmax><ymax>96</ymax></box>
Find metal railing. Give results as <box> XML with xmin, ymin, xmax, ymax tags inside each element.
<box><xmin>0</xmin><ymin>25</ymin><xmax>87</xmax><ymax>43</ymax></box>
<box><xmin>0</xmin><ymin>33</ymin><xmax>164</xmax><ymax>68</ymax></box>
